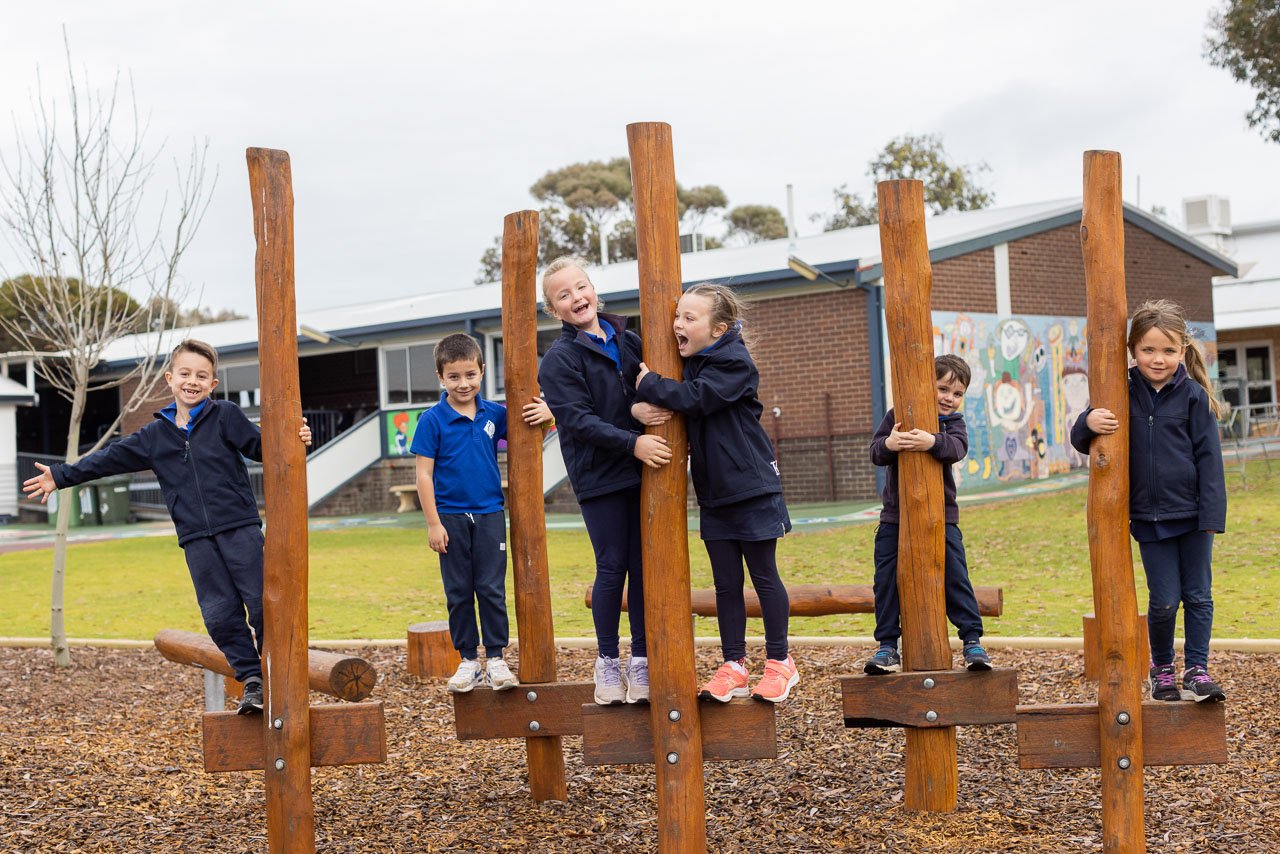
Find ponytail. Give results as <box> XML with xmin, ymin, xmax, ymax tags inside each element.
<box><xmin>1183</xmin><ymin>339</ymin><xmax>1225</xmax><ymax>420</ymax></box>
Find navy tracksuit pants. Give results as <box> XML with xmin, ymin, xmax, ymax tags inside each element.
<box><xmin>1137</xmin><ymin>529</ymin><xmax>1215</xmax><ymax>669</ymax></box>
<box><xmin>579</xmin><ymin>487</ymin><xmax>647</xmax><ymax>659</ymax></box>
<box><xmin>438</xmin><ymin>511</ymin><xmax>510</xmax><ymax>660</ymax></box>
<box><xmin>183</xmin><ymin>524</ymin><xmax>265</xmax><ymax>684</ymax></box>
<box><xmin>872</xmin><ymin>522</ymin><xmax>984</xmax><ymax>648</ymax></box>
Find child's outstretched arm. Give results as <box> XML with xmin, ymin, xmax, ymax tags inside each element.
<box><xmin>22</xmin><ymin>463</ymin><xmax>58</xmax><ymax>504</ymax></box>
<box><xmin>634</xmin><ymin>359</ymin><xmax>752</xmax><ymax>417</ymax></box>
<box><xmin>26</xmin><ymin>431</ymin><xmax>152</xmax><ymax>501</ymax></box>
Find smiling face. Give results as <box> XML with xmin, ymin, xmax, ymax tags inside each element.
<box><xmin>935</xmin><ymin>372</ymin><xmax>967</xmax><ymax>416</ymax></box>
<box><xmin>439</xmin><ymin>358</ymin><xmax>484</xmax><ymax>407</ymax></box>
<box><xmin>166</xmin><ymin>350</ymin><xmax>218</xmax><ymax>410</ymax></box>
<box><xmin>543</xmin><ymin>264</ymin><xmax>601</xmax><ymax>332</ymax></box>
<box><xmin>673</xmin><ymin>292</ymin><xmax>728</xmax><ymax>357</ymax></box>
<box><xmin>1131</xmin><ymin>326</ymin><xmax>1184</xmax><ymax>390</ymax></box>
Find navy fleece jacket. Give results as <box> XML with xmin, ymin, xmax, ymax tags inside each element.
<box><xmin>869</xmin><ymin>408</ymin><xmax>968</xmax><ymax>524</ymax></box>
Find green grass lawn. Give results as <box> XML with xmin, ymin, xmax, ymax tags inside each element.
<box><xmin>3</xmin><ymin>462</ymin><xmax>1277</xmax><ymax>641</ymax></box>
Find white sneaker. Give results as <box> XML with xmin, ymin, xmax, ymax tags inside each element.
<box><xmin>625</xmin><ymin>656</ymin><xmax>649</xmax><ymax>704</ymax></box>
<box><xmin>486</xmin><ymin>658</ymin><xmax>518</xmax><ymax>691</ymax></box>
<box><xmin>594</xmin><ymin>655</ymin><xmax>626</xmax><ymax>705</ymax></box>
<box><xmin>447</xmin><ymin>659</ymin><xmax>483</xmax><ymax>694</ymax></box>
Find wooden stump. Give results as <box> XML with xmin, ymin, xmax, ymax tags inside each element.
<box><xmin>1082</xmin><ymin>612</ymin><xmax>1149</xmax><ymax>681</ymax></box>
<box><xmin>407</xmin><ymin>621</ymin><xmax>460</xmax><ymax>678</ymax></box>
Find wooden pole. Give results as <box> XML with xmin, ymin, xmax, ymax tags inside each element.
<box><xmin>500</xmin><ymin>209</ymin><xmax>568</xmax><ymax>802</ymax></box>
<box><xmin>247</xmin><ymin>147</ymin><xmax>315</xmax><ymax>852</ymax></box>
<box><xmin>877</xmin><ymin>179</ymin><xmax>958</xmax><ymax>812</ymax></box>
<box><xmin>628</xmin><ymin>121</ymin><xmax>707</xmax><ymax>853</ymax></box>
<box><xmin>1080</xmin><ymin>150</ymin><xmax>1145</xmax><ymax>852</ymax></box>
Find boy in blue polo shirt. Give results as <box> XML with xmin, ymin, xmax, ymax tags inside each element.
<box><xmin>412</xmin><ymin>333</ymin><xmax>545</xmax><ymax>693</ymax></box>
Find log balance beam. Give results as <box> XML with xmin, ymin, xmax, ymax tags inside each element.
<box><xmin>586</xmin><ymin>582</ymin><xmax>1004</xmax><ymax>618</ymax></box>
<box><xmin>153</xmin><ymin>629</ymin><xmax>377</xmax><ymax>702</ymax></box>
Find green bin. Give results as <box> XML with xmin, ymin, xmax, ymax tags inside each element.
<box><xmin>95</xmin><ymin>475</ymin><xmax>133</xmax><ymax>526</ymax></box>
<box><xmin>47</xmin><ymin>484</ymin><xmax>98</xmax><ymax>527</ymax></box>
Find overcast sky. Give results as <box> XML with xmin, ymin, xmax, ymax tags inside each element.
<box><xmin>2</xmin><ymin>1</ymin><xmax>1276</xmax><ymax>316</ymax></box>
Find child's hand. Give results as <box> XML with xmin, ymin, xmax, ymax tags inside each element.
<box><xmin>428</xmin><ymin>522</ymin><xmax>449</xmax><ymax>554</ymax></box>
<box><xmin>22</xmin><ymin>463</ymin><xmax>57</xmax><ymax>504</ymax></box>
<box><xmin>635</xmin><ymin>362</ymin><xmax>651</xmax><ymax>388</ymax></box>
<box><xmin>631</xmin><ymin>402</ymin><xmax>672</xmax><ymax>426</ymax></box>
<box><xmin>634</xmin><ymin>434</ymin><xmax>673</xmax><ymax>468</ymax></box>
<box><xmin>1087</xmin><ymin>408</ymin><xmax>1119</xmax><ymax>434</ymax></box>
<box><xmin>905</xmin><ymin>429</ymin><xmax>936</xmax><ymax>451</ymax></box>
<box><xmin>884</xmin><ymin>422</ymin><xmax>907</xmax><ymax>452</ymax></box>
<box><xmin>299</xmin><ymin>417</ymin><xmax>312</xmax><ymax>446</ymax></box>
<box><xmin>523</xmin><ymin>396</ymin><xmax>553</xmax><ymax>426</ymax></box>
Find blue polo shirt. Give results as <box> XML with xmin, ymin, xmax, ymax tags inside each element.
<box><xmin>159</xmin><ymin>398</ymin><xmax>208</xmax><ymax>431</ymax></box>
<box><xmin>409</xmin><ymin>394</ymin><xmax>507</xmax><ymax>514</ymax></box>
<box><xmin>586</xmin><ymin>322</ymin><xmax>621</xmax><ymax>371</ymax></box>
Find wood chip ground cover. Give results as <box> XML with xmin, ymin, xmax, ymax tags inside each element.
<box><xmin>3</xmin><ymin>646</ymin><xmax>1276</xmax><ymax>852</ymax></box>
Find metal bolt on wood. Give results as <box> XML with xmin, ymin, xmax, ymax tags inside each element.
<box><xmin>669</xmin><ymin>710</ymin><xmax>681</xmax><ymax>722</ymax></box>
<box><xmin>1118</xmin><ymin>757</ymin><xmax>1131</xmax><ymax>770</ymax></box>
<box><xmin>666</xmin><ymin>753</ymin><xmax>679</xmax><ymax>765</ymax></box>
<box><xmin>273</xmin><ymin>719</ymin><xmax>283</xmax><ymax>730</ymax></box>
<box><xmin>274</xmin><ymin>759</ymin><xmax>285</xmax><ymax>771</ymax></box>
<box><xmin>1117</xmin><ymin>713</ymin><xmax>1131</xmax><ymax>726</ymax></box>
<box><xmin>923</xmin><ymin>678</ymin><xmax>935</xmax><ymax>689</ymax></box>
<box><xmin>926</xmin><ymin>711</ymin><xmax>938</xmax><ymax>722</ymax></box>
<box><xmin>526</xmin><ymin>692</ymin><xmax>537</xmax><ymax>703</ymax></box>
<box><xmin>529</xmin><ymin>721</ymin><xmax>540</xmax><ymax>732</ymax></box>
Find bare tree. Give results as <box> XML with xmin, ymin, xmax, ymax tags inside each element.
<box><xmin>0</xmin><ymin>40</ymin><xmax>214</xmax><ymax>667</ymax></box>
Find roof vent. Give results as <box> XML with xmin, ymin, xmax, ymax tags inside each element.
<box><xmin>1182</xmin><ymin>195</ymin><xmax>1231</xmax><ymax>236</ymax></box>
<box><xmin>680</xmin><ymin>233</ymin><xmax>706</xmax><ymax>253</ymax></box>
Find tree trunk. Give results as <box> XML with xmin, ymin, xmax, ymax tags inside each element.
<box><xmin>50</xmin><ymin>373</ymin><xmax>87</xmax><ymax>669</ymax></box>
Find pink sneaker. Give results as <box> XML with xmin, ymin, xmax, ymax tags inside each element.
<box><xmin>699</xmin><ymin>661</ymin><xmax>749</xmax><ymax>703</ymax></box>
<box><xmin>751</xmin><ymin>655</ymin><xmax>799</xmax><ymax>703</ymax></box>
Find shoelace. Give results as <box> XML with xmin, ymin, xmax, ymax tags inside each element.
<box><xmin>598</xmin><ymin>659</ymin><xmax>622</xmax><ymax>687</ymax></box>
<box><xmin>1188</xmin><ymin>672</ymin><xmax>1213</xmax><ymax>686</ymax></box>
<box><xmin>630</xmin><ymin>660</ymin><xmax>648</xmax><ymax>684</ymax></box>
<box><xmin>1155</xmin><ymin>670</ymin><xmax>1178</xmax><ymax>688</ymax></box>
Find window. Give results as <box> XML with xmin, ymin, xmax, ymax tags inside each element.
<box><xmin>1218</xmin><ymin>341</ymin><xmax>1275</xmax><ymax>421</ymax></box>
<box><xmin>215</xmin><ymin>363</ymin><xmax>262</xmax><ymax>412</ymax></box>
<box><xmin>380</xmin><ymin>343</ymin><xmax>441</xmax><ymax>406</ymax></box>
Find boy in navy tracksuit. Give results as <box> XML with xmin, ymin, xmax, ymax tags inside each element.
<box><xmin>24</xmin><ymin>339</ymin><xmax>311</xmax><ymax>714</ymax></box>
<box><xmin>633</xmin><ymin>283</ymin><xmax>798</xmax><ymax>703</ymax></box>
<box><xmin>864</xmin><ymin>354</ymin><xmax>990</xmax><ymax>675</ymax></box>
<box><xmin>412</xmin><ymin>334</ymin><xmax>551</xmax><ymax>694</ymax></box>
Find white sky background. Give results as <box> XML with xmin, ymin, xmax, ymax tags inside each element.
<box><xmin>1</xmin><ymin>1</ymin><xmax>1276</xmax><ymax>316</ymax></box>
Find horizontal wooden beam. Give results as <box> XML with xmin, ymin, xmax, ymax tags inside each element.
<box><xmin>581</xmin><ymin>700</ymin><xmax>776</xmax><ymax>766</ymax></box>
<box><xmin>840</xmin><ymin>669</ymin><xmax>1018</xmax><ymax>728</ymax></box>
<box><xmin>1016</xmin><ymin>702</ymin><xmax>1227</xmax><ymax>769</ymax></box>
<box><xmin>155</xmin><ymin>629</ymin><xmax>376</xmax><ymax>701</ymax></box>
<box><xmin>453</xmin><ymin>682</ymin><xmax>595</xmax><ymax>739</ymax></box>
<box><xmin>586</xmin><ymin>583</ymin><xmax>1003</xmax><ymax>618</ymax></box>
<box><xmin>202</xmin><ymin>702</ymin><xmax>387</xmax><ymax>773</ymax></box>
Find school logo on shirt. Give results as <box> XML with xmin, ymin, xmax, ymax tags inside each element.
<box><xmin>484</xmin><ymin>419</ymin><xmax>496</xmax><ymax>439</ymax></box>
<box><xmin>770</xmin><ymin>460</ymin><xmax>780</xmax><ymax>476</ymax></box>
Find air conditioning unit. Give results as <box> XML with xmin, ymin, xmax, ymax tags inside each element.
<box><xmin>1182</xmin><ymin>195</ymin><xmax>1231</xmax><ymax>236</ymax></box>
<box><xmin>679</xmin><ymin>232</ymin><xmax>706</xmax><ymax>253</ymax></box>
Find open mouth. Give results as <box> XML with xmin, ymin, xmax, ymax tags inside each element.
<box><xmin>675</xmin><ymin>333</ymin><xmax>688</xmax><ymax>349</ymax></box>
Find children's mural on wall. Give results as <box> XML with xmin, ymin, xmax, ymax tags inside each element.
<box><xmin>384</xmin><ymin>408</ymin><xmax>429</xmax><ymax>457</ymax></box>
<box><xmin>930</xmin><ymin>311</ymin><xmax>1216</xmax><ymax>489</ymax></box>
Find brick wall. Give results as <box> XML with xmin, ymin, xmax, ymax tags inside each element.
<box><xmin>117</xmin><ymin>375</ymin><xmax>172</xmax><ymax>436</ymax></box>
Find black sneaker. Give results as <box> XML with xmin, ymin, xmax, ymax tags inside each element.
<box><xmin>962</xmin><ymin>643</ymin><xmax>992</xmax><ymax>671</ymax></box>
<box><xmin>237</xmin><ymin>678</ymin><xmax>264</xmax><ymax>715</ymax></box>
<box><xmin>863</xmin><ymin>647</ymin><xmax>901</xmax><ymax>675</ymax></box>
<box><xmin>1149</xmin><ymin>663</ymin><xmax>1180</xmax><ymax>701</ymax></box>
<box><xmin>1180</xmin><ymin>666</ymin><xmax>1226</xmax><ymax>703</ymax></box>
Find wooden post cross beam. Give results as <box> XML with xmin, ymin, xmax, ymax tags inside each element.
<box><xmin>242</xmin><ymin>148</ymin><xmax>386</xmax><ymax>853</ymax></box>
<box><xmin>1011</xmin><ymin>151</ymin><xmax>1226</xmax><ymax>854</ymax></box>
<box><xmin>840</xmin><ymin>670</ymin><xmax>1017</xmax><ymax>728</ymax></box>
<box><xmin>445</xmin><ymin>209</ymin><xmax>592</xmax><ymax>803</ymax></box>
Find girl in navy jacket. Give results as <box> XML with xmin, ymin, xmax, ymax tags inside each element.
<box><xmin>536</xmin><ymin>257</ymin><xmax>673</xmax><ymax>705</ymax></box>
<box><xmin>634</xmin><ymin>283</ymin><xmax>798</xmax><ymax>704</ymax></box>
<box><xmin>1070</xmin><ymin>299</ymin><xmax>1227</xmax><ymax>703</ymax></box>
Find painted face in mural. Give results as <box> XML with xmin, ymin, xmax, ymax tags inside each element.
<box><xmin>998</xmin><ymin>319</ymin><xmax>1032</xmax><ymax>362</ymax></box>
<box><xmin>1061</xmin><ymin>371</ymin><xmax>1090</xmax><ymax>415</ymax></box>
<box><xmin>1131</xmin><ymin>326</ymin><xmax>1185</xmax><ymax>391</ymax></box>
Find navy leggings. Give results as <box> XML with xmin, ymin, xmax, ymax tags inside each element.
<box><xmin>1137</xmin><ymin>530</ymin><xmax>1214</xmax><ymax>669</ymax></box>
<box><xmin>704</xmin><ymin>538</ymin><xmax>790</xmax><ymax>662</ymax></box>
<box><xmin>579</xmin><ymin>487</ymin><xmax>646</xmax><ymax>659</ymax></box>
<box><xmin>183</xmin><ymin>524</ymin><xmax>264</xmax><ymax>684</ymax></box>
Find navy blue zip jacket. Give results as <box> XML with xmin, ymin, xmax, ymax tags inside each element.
<box><xmin>537</xmin><ymin>313</ymin><xmax>644</xmax><ymax>502</ymax></box>
<box><xmin>51</xmin><ymin>399</ymin><xmax>263</xmax><ymax>546</ymax></box>
<box><xmin>1070</xmin><ymin>364</ymin><xmax>1226</xmax><ymax>531</ymax></box>
<box><xmin>870</xmin><ymin>408</ymin><xmax>968</xmax><ymax>525</ymax></box>
<box><xmin>634</xmin><ymin>327</ymin><xmax>781</xmax><ymax>509</ymax></box>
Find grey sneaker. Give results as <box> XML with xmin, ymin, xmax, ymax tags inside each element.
<box><xmin>594</xmin><ymin>655</ymin><xmax>626</xmax><ymax>705</ymax></box>
<box><xmin>1180</xmin><ymin>666</ymin><xmax>1226</xmax><ymax>702</ymax></box>
<box><xmin>863</xmin><ymin>646</ymin><xmax>901</xmax><ymax>675</ymax></box>
<box><xmin>625</xmin><ymin>656</ymin><xmax>649</xmax><ymax>704</ymax></box>
<box><xmin>237</xmin><ymin>677</ymin><xmax>264</xmax><ymax>715</ymax></box>
<box><xmin>486</xmin><ymin>658</ymin><xmax>518</xmax><ymax>691</ymax></box>
<box><xmin>447</xmin><ymin>659</ymin><xmax>483</xmax><ymax>694</ymax></box>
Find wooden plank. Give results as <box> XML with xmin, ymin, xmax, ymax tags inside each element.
<box><xmin>588</xmin><ymin>583</ymin><xmax>1004</xmax><ymax>618</ymax></box>
<box><xmin>453</xmin><ymin>682</ymin><xmax>595</xmax><ymax>739</ymax></box>
<box><xmin>1016</xmin><ymin>702</ymin><xmax>1227</xmax><ymax>769</ymax></box>
<box><xmin>203</xmin><ymin>702</ymin><xmax>387</xmax><ymax>773</ymax></box>
<box><xmin>878</xmin><ymin>179</ymin><xmax>957</xmax><ymax>812</ymax></box>
<box><xmin>839</xmin><ymin>669</ymin><xmax>1018</xmax><ymax>728</ymax></box>
<box><xmin>1081</xmin><ymin>612</ymin><xmax>1148</xmax><ymax>681</ymax></box>
<box><xmin>248</xmin><ymin>146</ymin><xmax>314</xmax><ymax>851</ymax></box>
<box><xmin>1081</xmin><ymin>150</ymin><xmax>1145</xmax><ymax>852</ymax></box>
<box><xmin>501</xmin><ymin>209</ymin><xmax>567</xmax><ymax>802</ymax></box>
<box><xmin>581</xmin><ymin>701</ymin><xmax>777</xmax><ymax>766</ymax></box>
<box><xmin>628</xmin><ymin>121</ymin><xmax>707</xmax><ymax>853</ymax></box>
<box><xmin>154</xmin><ymin>629</ymin><xmax>377</xmax><ymax>701</ymax></box>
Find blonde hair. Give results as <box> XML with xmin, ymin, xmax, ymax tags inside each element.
<box><xmin>1127</xmin><ymin>299</ymin><xmax>1223</xmax><ymax>418</ymax></box>
<box><xmin>540</xmin><ymin>255</ymin><xmax>604</xmax><ymax>319</ymax></box>
<box><xmin>682</xmin><ymin>283</ymin><xmax>753</xmax><ymax>349</ymax></box>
